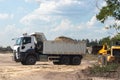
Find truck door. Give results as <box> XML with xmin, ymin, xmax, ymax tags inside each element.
<box><xmin>20</xmin><ymin>37</ymin><xmax>35</xmax><ymax>52</ymax></box>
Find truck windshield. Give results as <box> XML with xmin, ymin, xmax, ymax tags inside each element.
<box><xmin>16</xmin><ymin>38</ymin><xmax>23</xmax><ymax>45</ymax></box>
<box><xmin>22</xmin><ymin>37</ymin><xmax>31</xmax><ymax>44</ymax></box>
<box><xmin>15</xmin><ymin>37</ymin><xmax>31</xmax><ymax>45</ymax></box>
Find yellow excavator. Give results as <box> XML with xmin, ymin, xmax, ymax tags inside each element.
<box><xmin>98</xmin><ymin>42</ymin><xmax>120</xmax><ymax>65</ymax></box>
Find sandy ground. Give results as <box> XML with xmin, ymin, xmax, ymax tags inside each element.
<box><xmin>0</xmin><ymin>53</ymin><xmax>115</xmax><ymax>80</ymax></box>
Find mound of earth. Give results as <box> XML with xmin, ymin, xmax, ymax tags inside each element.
<box><xmin>55</xmin><ymin>36</ymin><xmax>77</xmax><ymax>43</ymax></box>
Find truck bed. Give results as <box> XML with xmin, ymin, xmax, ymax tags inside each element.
<box><xmin>43</xmin><ymin>41</ymin><xmax>86</xmax><ymax>55</ymax></box>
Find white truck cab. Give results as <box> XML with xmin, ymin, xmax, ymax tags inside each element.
<box><xmin>13</xmin><ymin>32</ymin><xmax>46</xmax><ymax>63</ymax></box>
<box><xmin>14</xmin><ymin>35</ymin><xmax>35</xmax><ymax>59</ymax></box>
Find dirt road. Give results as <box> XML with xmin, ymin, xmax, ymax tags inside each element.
<box><xmin>0</xmin><ymin>53</ymin><xmax>96</xmax><ymax>80</ymax></box>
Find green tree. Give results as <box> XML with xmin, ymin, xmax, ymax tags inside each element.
<box><xmin>111</xmin><ymin>33</ymin><xmax>120</xmax><ymax>42</ymax></box>
<box><xmin>97</xmin><ymin>0</ymin><xmax>120</xmax><ymax>38</ymax></box>
<box><xmin>96</xmin><ymin>0</ymin><xmax>120</xmax><ymax>23</ymax></box>
<box><xmin>86</xmin><ymin>39</ymin><xmax>90</xmax><ymax>46</ymax></box>
<box><xmin>99</xmin><ymin>36</ymin><xmax>111</xmax><ymax>47</ymax></box>
<box><xmin>89</xmin><ymin>39</ymin><xmax>99</xmax><ymax>46</ymax></box>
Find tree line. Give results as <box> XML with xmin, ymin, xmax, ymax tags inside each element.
<box><xmin>83</xmin><ymin>34</ymin><xmax>120</xmax><ymax>47</ymax></box>
<box><xmin>0</xmin><ymin>46</ymin><xmax>13</xmax><ymax>53</ymax></box>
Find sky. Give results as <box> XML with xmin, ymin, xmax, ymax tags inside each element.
<box><xmin>0</xmin><ymin>0</ymin><xmax>118</xmax><ymax>47</ymax></box>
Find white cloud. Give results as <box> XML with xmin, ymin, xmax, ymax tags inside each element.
<box><xmin>94</xmin><ymin>0</ymin><xmax>106</xmax><ymax>14</ymax></box>
<box><xmin>0</xmin><ymin>24</ymin><xmax>24</xmax><ymax>37</ymax></box>
<box><xmin>96</xmin><ymin>0</ymin><xmax>106</xmax><ymax>9</ymax></box>
<box><xmin>20</xmin><ymin>13</ymin><xmax>59</xmax><ymax>26</ymax></box>
<box><xmin>51</xmin><ymin>15</ymin><xmax>99</xmax><ymax>33</ymax></box>
<box><xmin>50</xmin><ymin>18</ymin><xmax>86</xmax><ymax>33</ymax></box>
<box><xmin>104</xmin><ymin>18</ymin><xmax>120</xmax><ymax>27</ymax></box>
<box><xmin>116</xmin><ymin>20</ymin><xmax>120</xmax><ymax>25</ymax></box>
<box><xmin>20</xmin><ymin>0</ymin><xmax>83</xmax><ymax>25</ymax></box>
<box><xmin>51</xmin><ymin>19</ymin><xmax>72</xmax><ymax>31</ymax></box>
<box><xmin>76</xmin><ymin>23</ymin><xmax>84</xmax><ymax>30</ymax></box>
<box><xmin>87</xmin><ymin>16</ymin><xmax>97</xmax><ymax>28</ymax></box>
<box><xmin>20</xmin><ymin>0</ymin><xmax>60</xmax><ymax>25</ymax></box>
<box><xmin>36</xmin><ymin>0</ymin><xmax>82</xmax><ymax>4</ymax></box>
<box><xmin>0</xmin><ymin>24</ymin><xmax>34</xmax><ymax>47</ymax></box>
<box><xmin>74</xmin><ymin>15</ymin><xmax>98</xmax><ymax>29</ymax></box>
<box><xmin>0</xmin><ymin>13</ymin><xmax>14</xmax><ymax>20</ymax></box>
<box><xmin>20</xmin><ymin>1</ymin><xmax>56</xmax><ymax>25</ymax></box>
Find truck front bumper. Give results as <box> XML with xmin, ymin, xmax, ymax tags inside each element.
<box><xmin>13</xmin><ymin>52</ymin><xmax>26</xmax><ymax>62</ymax></box>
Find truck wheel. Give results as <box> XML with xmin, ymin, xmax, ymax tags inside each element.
<box><xmin>14</xmin><ymin>56</ymin><xmax>19</xmax><ymax>62</ymax></box>
<box><xmin>25</xmin><ymin>56</ymin><xmax>36</xmax><ymax>65</ymax></box>
<box><xmin>72</xmin><ymin>56</ymin><xmax>81</xmax><ymax>65</ymax></box>
<box><xmin>61</xmin><ymin>56</ymin><xmax>70</xmax><ymax>65</ymax></box>
<box><xmin>53</xmin><ymin>61</ymin><xmax>60</xmax><ymax>65</ymax></box>
<box><xmin>21</xmin><ymin>61</ymin><xmax>26</xmax><ymax>65</ymax></box>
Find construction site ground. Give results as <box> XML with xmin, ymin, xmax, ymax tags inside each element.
<box><xmin>0</xmin><ymin>53</ymin><xmax>119</xmax><ymax>80</ymax></box>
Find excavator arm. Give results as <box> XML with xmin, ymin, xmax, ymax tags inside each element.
<box><xmin>98</xmin><ymin>44</ymin><xmax>108</xmax><ymax>55</ymax></box>
<box><xmin>98</xmin><ymin>44</ymin><xmax>108</xmax><ymax>65</ymax></box>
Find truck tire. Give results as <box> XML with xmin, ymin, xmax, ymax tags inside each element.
<box><xmin>61</xmin><ymin>56</ymin><xmax>70</xmax><ymax>65</ymax></box>
<box><xmin>14</xmin><ymin>56</ymin><xmax>19</xmax><ymax>62</ymax></box>
<box><xmin>21</xmin><ymin>61</ymin><xmax>26</xmax><ymax>65</ymax></box>
<box><xmin>25</xmin><ymin>56</ymin><xmax>36</xmax><ymax>65</ymax></box>
<box><xmin>72</xmin><ymin>56</ymin><xmax>81</xmax><ymax>65</ymax></box>
<box><xmin>53</xmin><ymin>61</ymin><xmax>60</xmax><ymax>65</ymax></box>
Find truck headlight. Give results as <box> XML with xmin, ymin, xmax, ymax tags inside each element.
<box><xmin>17</xmin><ymin>47</ymin><xmax>20</xmax><ymax>53</ymax></box>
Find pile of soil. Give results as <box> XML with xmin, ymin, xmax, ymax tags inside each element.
<box><xmin>55</xmin><ymin>36</ymin><xmax>77</xmax><ymax>43</ymax></box>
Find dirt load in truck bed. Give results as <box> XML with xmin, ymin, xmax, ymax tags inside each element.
<box><xmin>55</xmin><ymin>36</ymin><xmax>77</xmax><ymax>43</ymax></box>
<box><xmin>0</xmin><ymin>53</ymin><xmax>117</xmax><ymax>80</ymax></box>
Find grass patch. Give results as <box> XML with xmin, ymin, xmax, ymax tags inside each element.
<box><xmin>90</xmin><ymin>63</ymin><xmax>119</xmax><ymax>74</ymax></box>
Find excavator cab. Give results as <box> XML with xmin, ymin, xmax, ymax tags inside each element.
<box><xmin>110</xmin><ymin>41</ymin><xmax>120</xmax><ymax>63</ymax></box>
<box><xmin>115</xmin><ymin>41</ymin><xmax>120</xmax><ymax>46</ymax></box>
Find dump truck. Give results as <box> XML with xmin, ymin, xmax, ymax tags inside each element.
<box><xmin>13</xmin><ymin>32</ymin><xmax>86</xmax><ymax>65</ymax></box>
